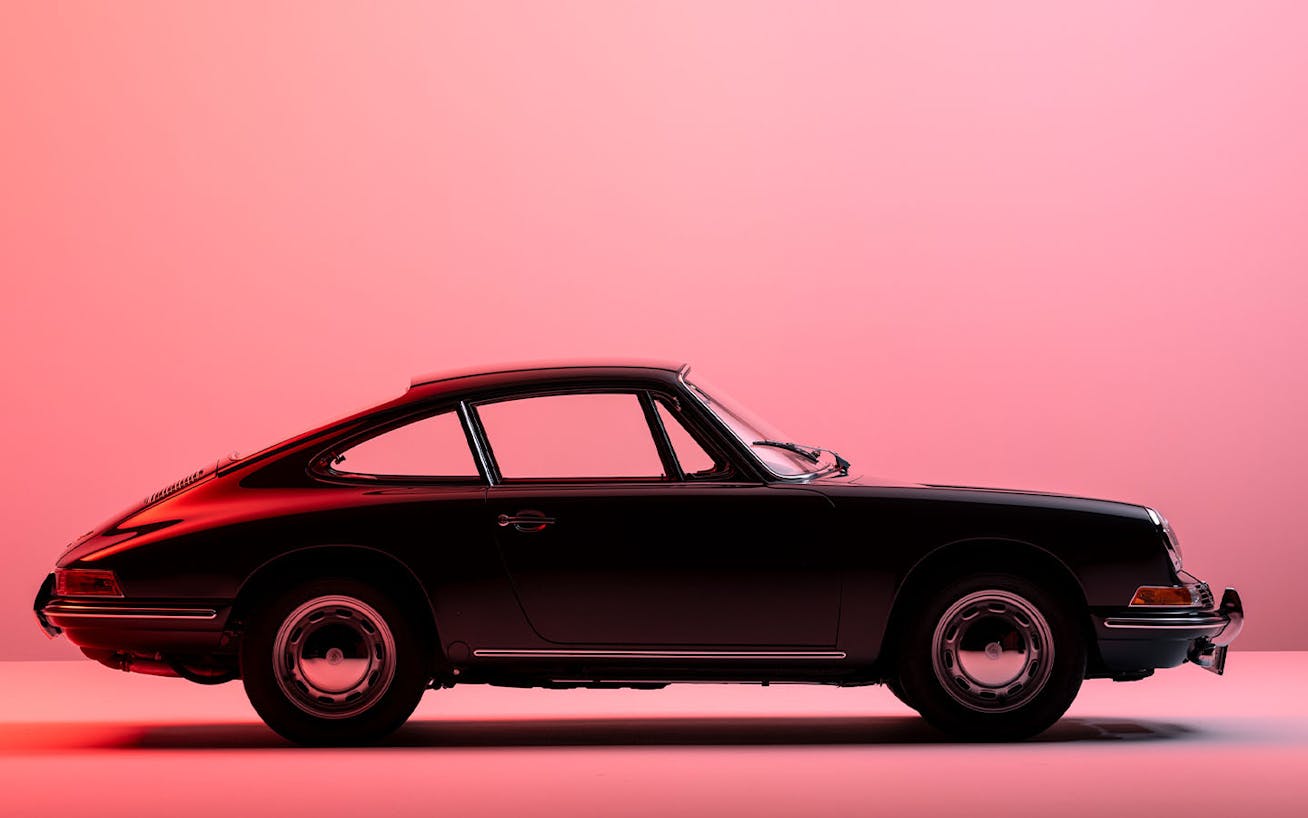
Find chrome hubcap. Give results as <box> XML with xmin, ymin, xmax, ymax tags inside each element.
<box><xmin>931</xmin><ymin>590</ymin><xmax>1054</xmax><ymax>713</ymax></box>
<box><xmin>273</xmin><ymin>595</ymin><xmax>396</xmax><ymax>719</ymax></box>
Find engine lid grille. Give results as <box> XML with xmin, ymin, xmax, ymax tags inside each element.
<box><xmin>143</xmin><ymin>468</ymin><xmax>206</xmax><ymax>506</ymax></box>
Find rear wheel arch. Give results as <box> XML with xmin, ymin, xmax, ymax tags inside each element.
<box><xmin>231</xmin><ymin>545</ymin><xmax>442</xmax><ymax>673</ymax></box>
<box><xmin>880</xmin><ymin>537</ymin><xmax>1095</xmax><ymax>675</ymax></box>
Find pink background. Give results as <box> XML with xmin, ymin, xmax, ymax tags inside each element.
<box><xmin>3</xmin><ymin>2</ymin><xmax>1305</xmax><ymax>659</ymax></box>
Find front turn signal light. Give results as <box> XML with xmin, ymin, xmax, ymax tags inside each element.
<box><xmin>54</xmin><ymin>569</ymin><xmax>123</xmax><ymax>597</ymax></box>
<box><xmin>1130</xmin><ymin>586</ymin><xmax>1194</xmax><ymax>607</ymax></box>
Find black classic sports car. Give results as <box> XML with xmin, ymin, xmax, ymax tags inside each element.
<box><xmin>35</xmin><ymin>360</ymin><xmax>1243</xmax><ymax>744</ymax></box>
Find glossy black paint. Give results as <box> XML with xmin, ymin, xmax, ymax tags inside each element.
<box><xmin>37</xmin><ymin>361</ymin><xmax>1233</xmax><ymax>686</ymax></box>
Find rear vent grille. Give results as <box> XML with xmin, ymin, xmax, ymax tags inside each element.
<box><xmin>143</xmin><ymin>469</ymin><xmax>205</xmax><ymax>506</ymax></box>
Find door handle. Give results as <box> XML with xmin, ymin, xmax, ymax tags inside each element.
<box><xmin>497</xmin><ymin>511</ymin><xmax>556</xmax><ymax>533</ymax></box>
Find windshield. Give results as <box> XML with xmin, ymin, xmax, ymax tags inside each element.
<box><xmin>680</xmin><ymin>369</ymin><xmax>830</xmax><ymax>478</ymax></box>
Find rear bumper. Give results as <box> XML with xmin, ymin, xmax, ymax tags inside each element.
<box><xmin>34</xmin><ymin>572</ymin><xmax>231</xmax><ymax>653</ymax></box>
<box><xmin>1094</xmin><ymin>586</ymin><xmax>1244</xmax><ymax>675</ymax></box>
<box><xmin>32</xmin><ymin>573</ymin><xmax>59</xmax><ymax>638</ymax></box>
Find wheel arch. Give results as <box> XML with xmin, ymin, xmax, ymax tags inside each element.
<box><xmin>879</xmin><ymin>537</ymin><xmax>1097</xmax><ymax>676</ymax></box>
<box><xmin>230</xmin><ymin>544</ymin><xmax>443</xmax><ymax>671</ymax></box>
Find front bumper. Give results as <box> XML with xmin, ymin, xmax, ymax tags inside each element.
<box><xmin>1095</xmin><ymin>586</ymin><xmax>1244</xmax><ymax>675</ymax></box>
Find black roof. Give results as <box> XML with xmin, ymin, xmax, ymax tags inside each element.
<box><xmin>408</xmin><ymin>359</ymin><xmax>686</xmax><ymax>389</ymax></box>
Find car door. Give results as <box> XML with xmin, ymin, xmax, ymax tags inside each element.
<box><xmin>475</xmin><ymin>389</ymin><xmax>842</xmax><ymax>647</ymax></box>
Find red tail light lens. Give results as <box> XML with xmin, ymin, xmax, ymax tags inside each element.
<box><xmin>55</xmin><ymin>569</ymin><xmax>123</xmax><ymax>597</ymax></box>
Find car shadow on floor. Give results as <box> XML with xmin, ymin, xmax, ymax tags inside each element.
<box><xmin>0</xmin><ymin>715</ymin><xmax>1198</xmax><ymax>752</ymax></box>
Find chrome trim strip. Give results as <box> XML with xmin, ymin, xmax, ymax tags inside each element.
<box><xmin>551</xmin><ymin>679</ymin><xmax>677</xmax><ymax>684</ymax></box>
<box><xmin>1103</xmin><ymin>615</ymin><xmax>1227</xmax><ymax>629</ymax></box>
<box><xmin>471</xmin><ymin>649</ymin><xmax>846</xmax><ymax>659</ymax></box>
<box><xmin>458</xmin><ymin>400</ymin><xmax>497</xmax><ymax>486</ymax></box>
<box><xmin>43</xmin><ymin>603</ymin><xmax>218</xmax><ymax>620</ymax></box>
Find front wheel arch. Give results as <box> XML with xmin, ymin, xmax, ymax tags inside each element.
<box><xmin>879</xmin><ymin>538</ymin><xmax>1096</xmax><ymax>679</ymax></box>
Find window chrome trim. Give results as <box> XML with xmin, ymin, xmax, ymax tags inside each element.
<box><xmin>458</xmin><ymin>400</ymin><xmax>497</xmax><ymax>486</ymax></box>
<box><xmin>308</xmin><ymin>403</ymin><xmax>488</xmax><ymax>487</ymax></box>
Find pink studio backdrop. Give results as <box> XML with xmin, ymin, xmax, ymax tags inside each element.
<box><xmin>2</xmin><ymin>2</ymin><xmax>1305</xmax><ymax>659</ymax></box>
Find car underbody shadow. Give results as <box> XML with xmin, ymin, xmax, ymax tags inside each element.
<box><xmin>0</xmin><ymin>715</ymin><xmax>1198</xmax><ymax>753</ymax></box>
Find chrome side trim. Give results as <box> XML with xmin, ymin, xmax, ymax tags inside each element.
<box><xmin>471</xmin><ymin>649</ymin><xmax>846</xmax><ymax>659</ymax></box>
<box><xmin>1103</xmin><ymin>615</ymin><xmax>1227</xmax><ymax>629</ymax></box>
<box><xmin>43</xmin><ymin>603</ymin><xmax>218</xmax><ymax>620</ymax></box>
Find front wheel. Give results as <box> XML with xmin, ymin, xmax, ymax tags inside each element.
<box><xmin>240</xmin><ymin>578</ymin><xmax>430</xmax><ymax>745</ymax></box>
<box><xmin>896</xmin><ymin>573</ymin><xmax>1085</xmax><ymax>740</ymax></box>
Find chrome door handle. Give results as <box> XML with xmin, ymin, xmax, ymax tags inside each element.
<box><xmin>497</xmin><ymin>511</ymin><xmax>556</xmax><ymax>532</ymax></box>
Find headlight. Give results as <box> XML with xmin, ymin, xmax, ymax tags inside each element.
<box><xmin>1145</xmin><ymin>507</ymin><xmax>1184</xmax><ymax>573</ymax></box>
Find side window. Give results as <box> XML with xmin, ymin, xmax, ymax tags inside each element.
<box><xmin>654</xmin><ymin>399</ymin><xmax>721</xmax><ymax>477</ymax></box>
<box><xmin>334</xmin><ymin>410</ymin><xmax>479</xmax><ymax>478</ymax></box>
<box><xmin>477</xmin><ymin>393</ymin><xmax>665</xmax><ymax>479</ymax></box>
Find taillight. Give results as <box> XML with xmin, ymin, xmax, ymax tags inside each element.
<box><xmin>54</xmin><ymin>569</ymin><xmax>123</xmax><ymax>597</ymax></box>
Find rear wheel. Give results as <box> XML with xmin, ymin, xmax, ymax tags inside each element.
<box><xmin>240</xmin><ymin>578</ymin><xmax>429</xmax><ymax>745</ymax></box>
<box><xmin>896</xmin><ymin>573</ymin><xmax>1085</xmax><ymax>740</ymax></box>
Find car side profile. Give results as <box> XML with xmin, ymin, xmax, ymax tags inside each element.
<box><xmin>34</xmin><ymin>360</ymin><xmax>1244</xmax><ymax>744</ymax></box>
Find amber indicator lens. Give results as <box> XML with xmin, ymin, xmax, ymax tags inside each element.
<box><xmin>54</xmin><ymin>569</ymin><xmax>122</xmax><ymax>597</ymax></box>
<box><xmin>1130</xmin><ymin>586</ymin><xmax>1194</xmax><ymax>606</ymax></box>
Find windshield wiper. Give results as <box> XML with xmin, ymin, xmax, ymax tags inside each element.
<box><xmin>817</xmin><ymin>447</ymin><xmax>852</xmax><ymax>477</ymax></box>
<box><xmin>753</xmin><ymin>440</ymin><xmax>821</xmax><ymax>463</ymax></box>
<box><xmin>753</xmin><ymin>440</ymin><xmax>851</xmax><ymax>476</ymax></box>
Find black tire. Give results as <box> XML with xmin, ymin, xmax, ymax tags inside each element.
<box><xmin>895</xmin><ymin>572</ymin><xmax>1085</xmax><ymax>740</ymax></box>
<box><xmin>240</xmin><ymin>578</ymin><xmax>430</xmax><ymax>745</ymax></box>
<box><xmin>886</xmin><ymin>677</ymin><xmax>919</xmax><ymax>712</ymax></box>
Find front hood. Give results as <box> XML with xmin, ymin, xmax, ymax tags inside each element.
<box><xmin>815</xmin><ymin>478</ymin><xmax>1150</xmax><ymax>521</ymax></box>
<box><xmin>920</xmin><ymin>483</ymin><xmax>1124</xmax><ymax>503</ymax></box>
<box><xmin>58</xmin><ymin>460</ymin><xmax>220</xmax><ymax>563</ymax></box>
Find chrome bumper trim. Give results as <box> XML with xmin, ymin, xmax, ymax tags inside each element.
<box><xmin>33</xmin><ymin>573</ymin><xmax>60</xmax><ymax>638</ymax></box>
<box><xmin>42</xmin><ymin>602</ymin><xmax>218</xmax><ymax>620</ymax></box>
<box><xmin>1103</xmin><ymin>615</ymin><xmax>1228</xmax><ymax>629</ymax></box>
<box><xmin>1212</xmin><ymin>587</ymin><xmax>1244</xmax><ymax>647</ymax></box>
<box><xmin>1189</xmin><ymin>641</ymin><xmax>1229</xmax><ymax>675</ymax></box>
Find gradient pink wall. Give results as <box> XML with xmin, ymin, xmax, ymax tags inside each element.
<box><xmin>3</xmin><ymin>2</ymin><xmax>1304</xmax><ymax>658</ymax></box>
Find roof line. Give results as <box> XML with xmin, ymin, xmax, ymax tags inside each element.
<box><xmin>409</xmin><ymin>359</ymin><xmax>686</xmax><ymax>389</ymax></box>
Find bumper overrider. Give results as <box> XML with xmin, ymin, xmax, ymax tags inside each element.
<box><xmin>1096</xmin><ymin>583</ymin><xmax>1244</xmax><ymax>675</ymax></box>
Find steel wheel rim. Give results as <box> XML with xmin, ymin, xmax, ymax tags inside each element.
<box><xmin>273</xmin><ymin>594</ymin><xmax>396</xmax><ymax>720</ymax></box>
<box><xmin>931</xmin><ymin>589</ymin><xmax>1054</xmax><ymax>713</ymax></box>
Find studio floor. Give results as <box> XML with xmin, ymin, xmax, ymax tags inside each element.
<box><xmin>2</xmin><ymin>652</ymin><xmax>1305</xmax><ymax>817</ymax></box>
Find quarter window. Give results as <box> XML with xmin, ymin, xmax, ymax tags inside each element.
<box><xmin>333</xmin><ymin>410</ymin><xmax>479</xmax><ymax>478</ymax></box>
<box><xmin>477</xmin><ymin>393</ymin><xmax>666</xmax><ymax>479</ymax></box>
<box><xmin>654</xmin><ymin>399</ymin><xmax>719</xmax><ymax>477</ymax></box>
